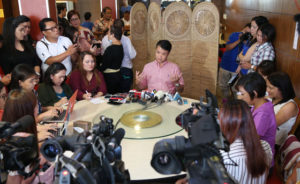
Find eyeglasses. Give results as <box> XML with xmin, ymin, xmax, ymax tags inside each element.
<box><xmin>0</xmin><ymin>94</ymin><xmax>7</xmax><ymax>100</ymax></box>
<box><xmin>70</xmin><ymin>17</ymin><xmax>79</xmax><ymax>22</ymax></box>
<box><xmin>44</xmin><ymin>26</ymin><xmax>58</xmax><ymax>32</ymax></box>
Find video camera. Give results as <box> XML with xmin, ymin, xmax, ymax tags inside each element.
<box><xmin>151</xmin><ymin>90</ymin><xmax>235</xmax><ymax>184</ymax></box>
<box><xmin>239</xmin><ymin>32</ymin><xmax>252</xmax><ymax>42</ymax></box>
<box><xmin>0</xmin><ymin>115</ymin><xmax>39</xmax><ymax>180</ymax></box>
<box><xmin>40</xmin><ymin>115</ymin><xmax>130</xmax><ymax>184</ymax></box>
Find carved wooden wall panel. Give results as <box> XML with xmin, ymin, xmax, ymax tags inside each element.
<box><xmin>191</xmin><ymin>2</ymin><xmax>219</xmax><ymax>98</ymax></box>
<box><xmin>131</xmin><ymin>2</ymin><xmax>219</xmax><ymax>99</ymax></box>
<box><xmin>163</xmin><ymin>2</ymin><xmax>193</xmax><ymax>98</ymax></box>
<box><xmin>130</xmin><ymin>2</ymin><xmax>148</xmax><ymax>77</ymax></box>
<box><xmin>147</xmin><ymin>2</ymin><xmax>161</xmax><ymax>63</ymax></box>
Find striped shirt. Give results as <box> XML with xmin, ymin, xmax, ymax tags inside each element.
<box><xmin>220</xmin><ymin>139</ymin><xmax>272</xmax><ymax>184</ymax></box>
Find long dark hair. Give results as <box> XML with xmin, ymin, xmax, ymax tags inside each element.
<box><xmin>2</xmin><ymin>89</ymin><xmax>37</xmax><ymax>136</ymax></box>
<box><xmin>77</xmin><ymin>52</ymin><xmax>101</xmax><ymax>87</ymax></box>
<box><xmin>220</xmin><ymin>99</ymin><xmax>268</xmax><ymax>177</ymax></box>
<box><xmin>44</xmin><ymin>63</ymin><xmax>67</xmax><ymax>86</ymax></box>
<box><xmin>267</xmin><ymin>72</ymin><xmax>295</xmax><ymax>105</ymax></box>
<box><xmin>249</xmin><ymin>16</ymin><xmax>269</xmax><ymax>46</ymax></box>
<box><xmin>10</xmin><ymin>64</ymin><xmax>37</xmax><ymax>90</ymax></box>
<box><xmin>2</xmin><ymin>16</ymin><xmax>35</xmax><ymax>55</ymax></box>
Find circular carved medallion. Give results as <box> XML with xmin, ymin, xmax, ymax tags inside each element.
<box><xmin>166</xmin><ymin>10</ymin><xmax>189</xmax><ymax>36</ymax></box>
<box><xmin>195</xmin><ymin>10</ymin><xmax>216</xmax><ymax>37</ymax></box>
<box><xmin>132</xmin><ymin>10</ymin><xmax>146</xmax><ymax>34</ymax></box>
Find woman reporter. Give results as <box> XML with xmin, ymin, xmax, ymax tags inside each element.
<box><xmin>237</xmin><ymin>16</ymin><xmax>269</xmax><ymax>74</ymax></box>
<box><xmin>37</xmin><ymin>63</ymin><xmax>73</xmax><ymax>107</ymax></box>
<box><xmin>69</xmin><ymin>52</ymin><xmax>106</xmax><ymax>100</ymax></box>
<box><xmin>10</xmin><ymin>64</ymin><xmax>60</xmax><ymax>124</ymax></box>
<box><xmin>1</xmin><ymin>16</ymin><xmax>40</xmax><ymax>74</ymax></box>
<box><xmin>67</xmin><ymin>10</ymin><xmax>100</xmax><ymax>55</ymax></box>
<box><xmin>236</xmin><ymin>72</ymin><xmax>276</xmax><ymax>167</ymax></box>
<box><xmin>241</xmin><ymin>23</ymin><xmax>276</xmax><ymax>72</ymax></box>
<box><xmin>267</xmin><ymin>72</ymin><xmax>298</xmax><ymax>146</ymax></box>
<box><xmin>219</xmin><ymin>99</ymin><xmax>272</xmax><ymax>183</ymax></box>
<box><xmin>3</xmin><ymin>89</ymin><xmax>41</xmax><ymax>184</ymax></box>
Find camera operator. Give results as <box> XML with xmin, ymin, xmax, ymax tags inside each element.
<box><xmin>177</xmin><ymin>99</ymin><xmax>272</xmax><ymax>184</ymax></box>
<box><xmin>2</xmin><ymin>89</ymin><xmax>40</xmax><ymax>184</ymax></box>
<box><xmin>218</xmin><ymin>23</ymin><xmax>250</xmax><ymax>100</ymax></box>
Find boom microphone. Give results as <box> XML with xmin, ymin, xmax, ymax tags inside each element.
<box><xmin>0</xmin><ymin>115</ymin><xmax>35</xmax><ymax>138</ymax></box>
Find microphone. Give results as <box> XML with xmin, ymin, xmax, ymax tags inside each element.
<box><xmin>0</xmin><ymin>115</ymin><xmax>35</xmax><ymax>138</ymax></box>
<box><xmin>107</xmin><ymin>128</ymin><xmax>125</xmax><ymax>150</ymax></box>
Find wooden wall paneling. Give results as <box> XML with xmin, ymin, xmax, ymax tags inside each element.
<box><xmin>290</xmin><ymin>61</ymin><xmax>300</xmax><ymax>97</ymax></box>
<box><xmin>130</xmin><ymin>3</ymin><xmax>148</xmax><ymax>88</ymax></box>
<box><xmin>273</xmin><ymin>14</ymin><xmax>298</xmax><ymax>58</ymax></box>
<box><xmin>220</xmin><ymin>0</ymin><xmax>300</xmax><ymax>98</ymax></box>
<box><xmin>191</xmin><ymin>2</ymin><xmax>219</xmax><ymax>99</ymax></box>
<box><xmin>162</xmin><ymin>2</ymin><xmax>192</xmax><ymax>98</ymax></box>
<box><xmin>235</xmin><ymin>0</ymin><xmax>259</xmax><ymax>11</ymax></box>
<box><xmin>147</xmin><ymin>2</ymin><xmax>161</xmax><ymax>64</ymax></box>
<box><xmin>282</xmin><ymin>0</ymin><xmax>300</xmax><ymax>15</ymax></box>
<box><xmin>258</xmin><ymin>0</ymin><xmax>283</xmax><ymax>13</ymax></box>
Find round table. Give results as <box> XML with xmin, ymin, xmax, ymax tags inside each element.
<box><xmin>67</xmin><ymin>97</ymin><xmax>198</xmax><ymax>181</ymax></box>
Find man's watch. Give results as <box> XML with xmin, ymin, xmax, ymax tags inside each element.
<box><xmin>251</xmin><ymin>65</ymin><xmax>255</xmax><ymax>70</ymax></box>
<box><xmin>175</xmin><ymin>83</ymin><xmax>180</xmax><ymax>87</ymax></box>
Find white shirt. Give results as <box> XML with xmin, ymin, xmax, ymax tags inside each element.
<box><xmin>101</xmin><ymin>35</ymin><xmax>136</xmax><ymax>69</ymax></box>
<box><xmin>36</xmin><ymin>36</ymin><xmax>72</xmax><ymax>75</ymax></box>
<box><xmin>122</xmin><ymin>18</ymin><xmax>130</xmax><ymax>26</ymax></box>
<box><xmin>274</xmin><ymin>99</ymin><xmax>298</xmax><ymax>145</ymax></box>
<box><xmin>220</xmin><ymin>139</ymin><xmax>272</xmax><ymax>184</ymax></box>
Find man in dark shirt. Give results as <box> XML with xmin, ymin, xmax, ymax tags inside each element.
<box><xmin>57</xmin><ymin>4</ymin><xmax>69</xmax><ymax>34</ymax></box>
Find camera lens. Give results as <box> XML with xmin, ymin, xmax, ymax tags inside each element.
<box><xmin>158</xmin><ymin>154</ymin><xmax>170</xmax><ymax>166</ymax></box>
<box><xmin>43</xmin><ymin>144</ymin><xmax>59</xmax><ymax>158</ymax></box>
<box><xmin>41</xmin><ymin>140</ymin><xmax>63</xmax><ymax>162</ymax></box>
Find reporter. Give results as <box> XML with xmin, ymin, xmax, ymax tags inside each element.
<box><xmin>267</xmin><ymin>72</ymin><xmax>298</xmax><ymax>145</ymax></box>
<box><xmin>219</xmin><ymin>99</ymin><xmax>272</xmax><ymax>183</ymax></box>
<box><xmin>236</xmin><ymin>72</ymin><xmax>276</xmax><ymax>167</ymax></box>
<box><xmin>3</xmin><ymin>89</ymin><xmax>40</xmax><ymax>184</ymax></box>
<box><xmin>10</xmin><ymin>64</ymin><xmax>61</xmax><ymax>123</ymax></box>
<box><xmin>37</xmin><ymin>63</ymin><xmax>73</xmax><ymax>107</ymax></box>
<box><xmin>69</xmin><ymin>52</ymin><xmax>106</xmax><ymax>100</ymax></box>
<box><xmin>238</xmin><ymin>16</ymin><xmax>269</xmax><ymax>74</ymax></box>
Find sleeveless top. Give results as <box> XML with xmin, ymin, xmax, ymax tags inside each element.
<box><xmin>274</xmin><ymin>99</ymin><xmax>298</xmax><ymax>145</ymax></box>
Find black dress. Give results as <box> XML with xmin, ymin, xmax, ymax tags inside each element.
<box><xmin>0</xmin><ymin>43</ymin><xmax>40</xmax><ymax>74</ymax></box>
<box><xmin>100</xmin><ymin>44</ymin><xmax>124</xmax><ymax>94</ymax></box>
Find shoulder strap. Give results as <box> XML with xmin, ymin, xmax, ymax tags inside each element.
<box><xmin>40</xmin><ymin>40</ymin><xmax>49</xmax><ymax>50</ymax></box>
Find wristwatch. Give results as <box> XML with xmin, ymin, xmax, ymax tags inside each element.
<box><xmin>175</xmin><ymin>83</ymin><xmax>180</xmax><ymax>87</ymax></box>
<box><xmin>251</xmin><ymin>65</ymin><xmax>255</xmax><ymax>70</ymax></box>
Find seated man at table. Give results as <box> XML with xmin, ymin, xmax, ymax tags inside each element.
<box><xmin>136</xmin><ymin>40</ymin><xmax>184</xmax><ymax>95</ymax></box>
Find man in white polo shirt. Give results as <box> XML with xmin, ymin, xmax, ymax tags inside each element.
<box><xmin>36</xmin><ymin>18</ymin><xmax>78</xmax><ymax>75</ymax></box>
